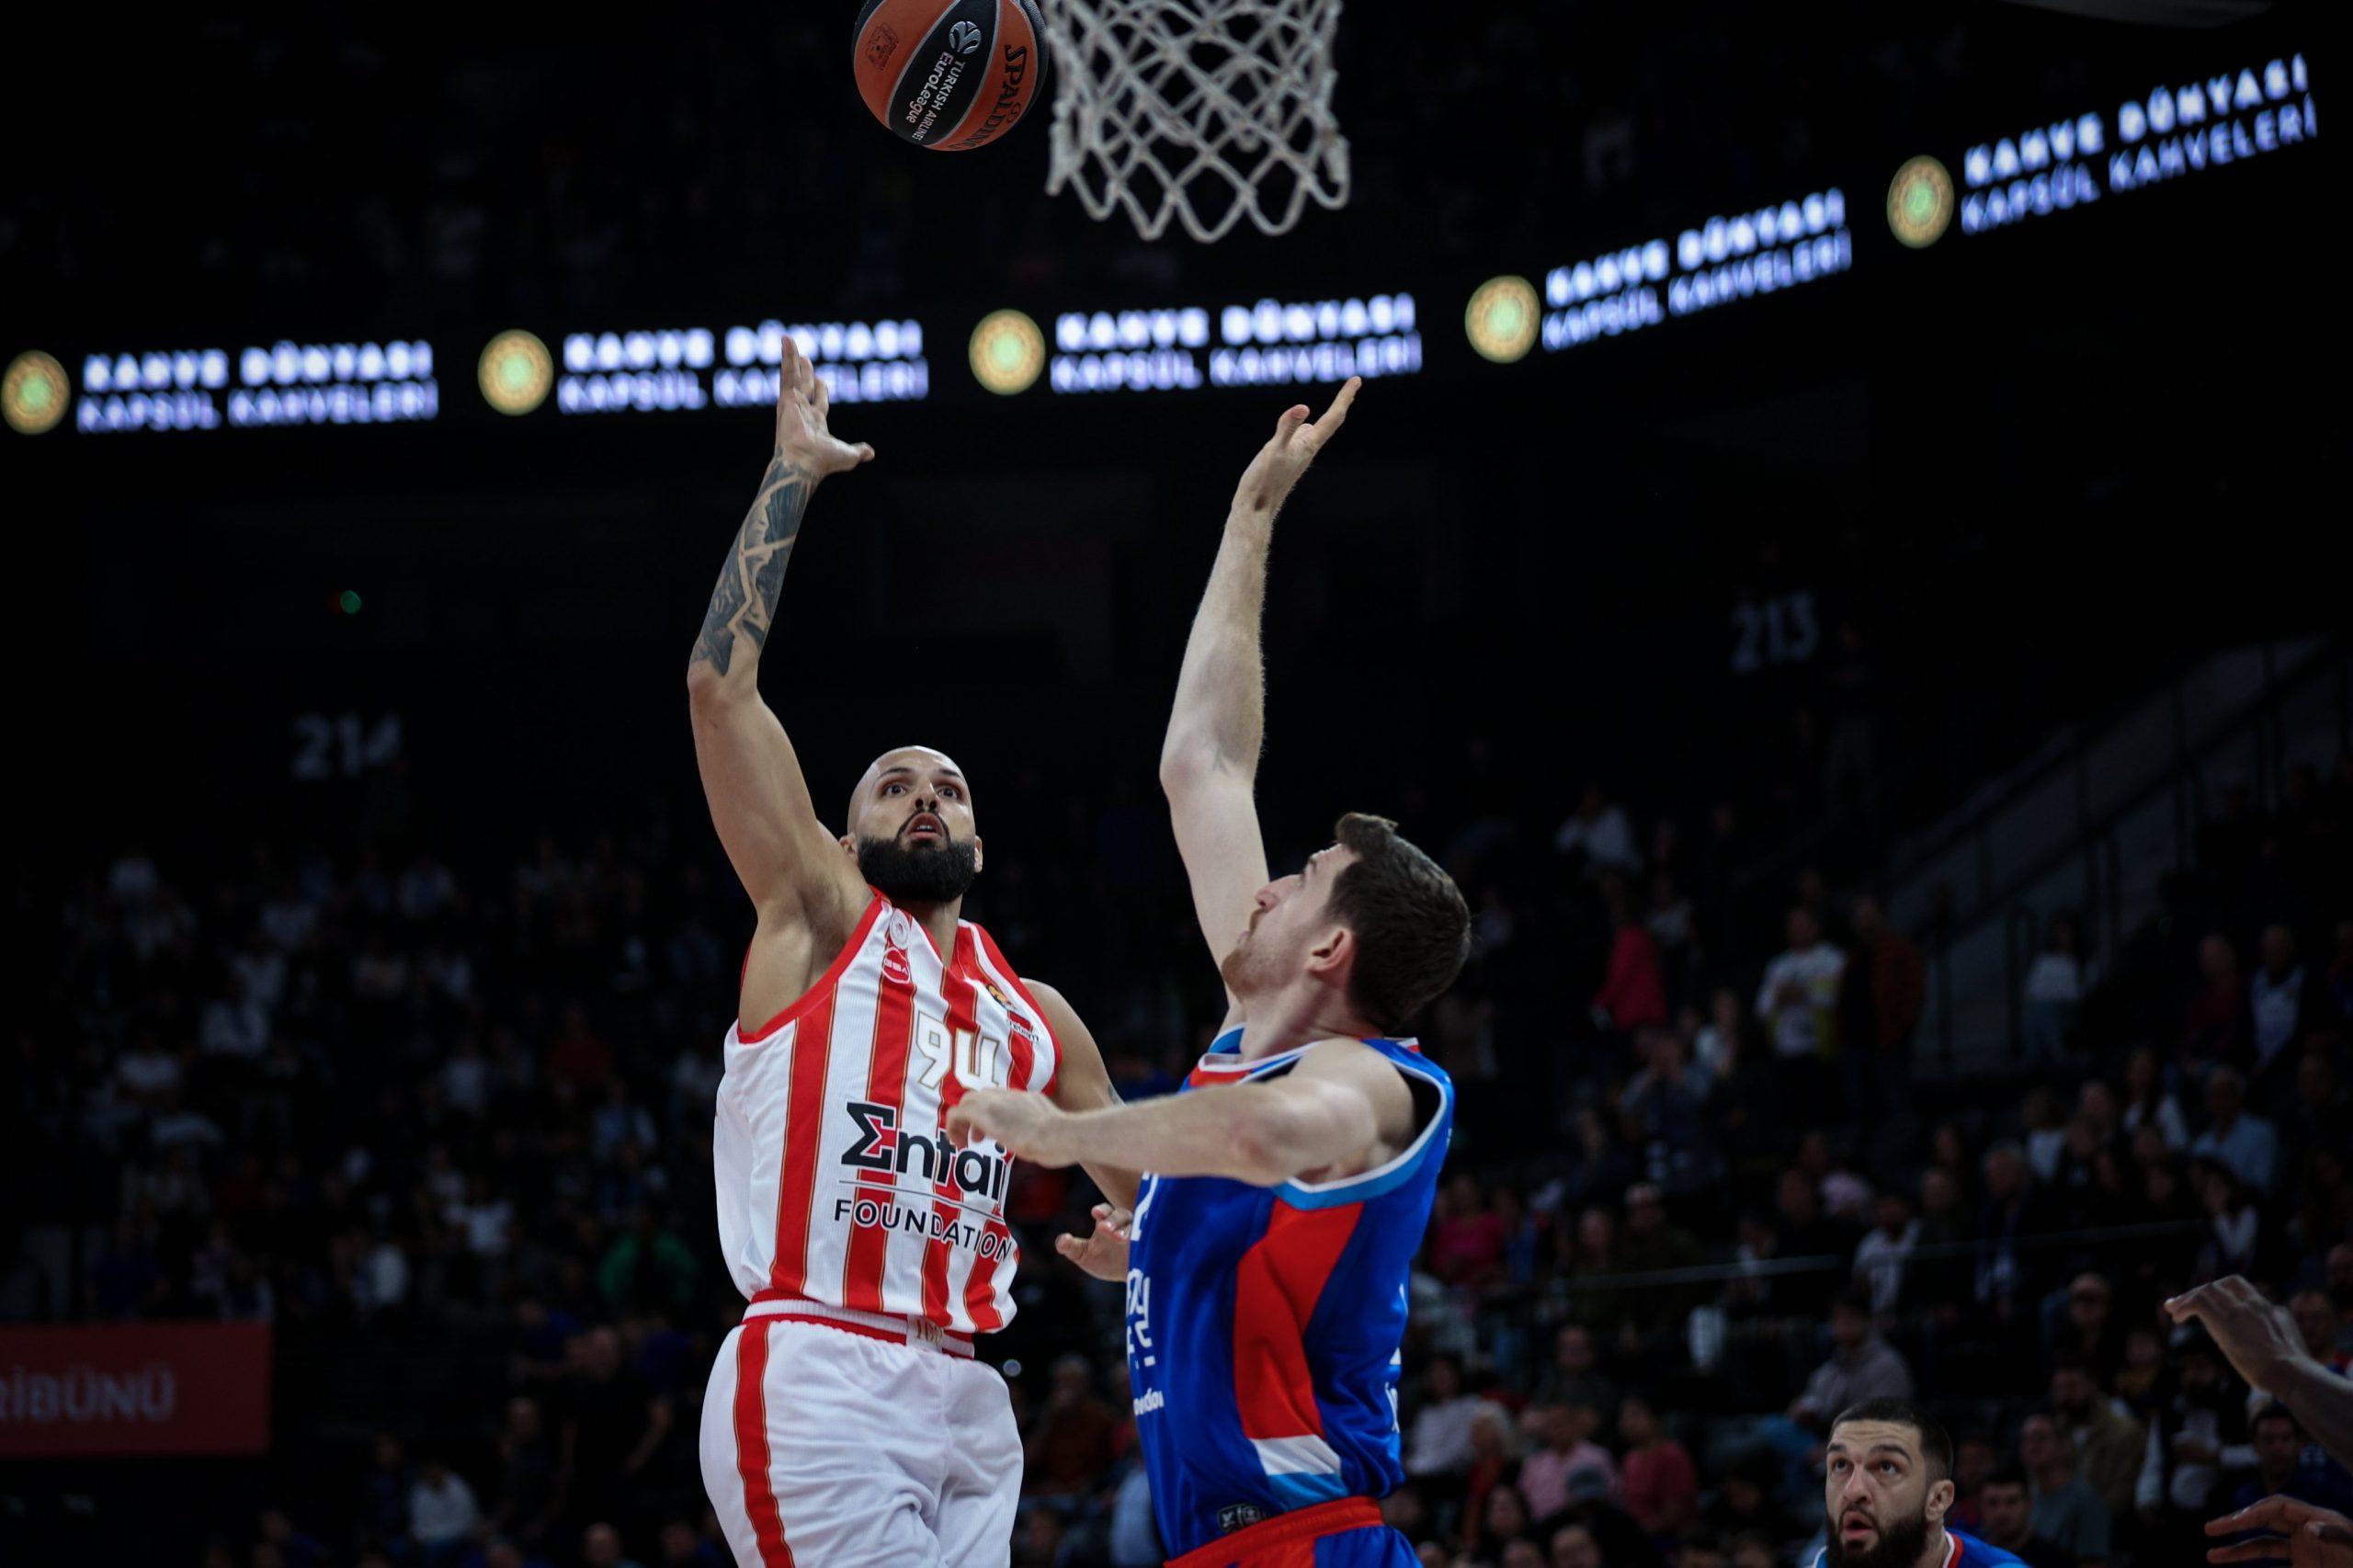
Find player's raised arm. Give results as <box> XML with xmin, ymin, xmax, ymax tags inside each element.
<box><xmin>1158</xmin><ymin>378</ymin><xmax>1360</xmax><ymax>984</ymax></box>
<box><xmin>686</xmin><ymin>338</ymin><xmax>876</xmax><ymax>932</ymax></box>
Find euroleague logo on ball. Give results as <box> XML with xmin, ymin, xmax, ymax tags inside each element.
<box><xmin>949</xmin><ymin>20</ymin><xmax>983</xmax><ymax>55</ymax></box>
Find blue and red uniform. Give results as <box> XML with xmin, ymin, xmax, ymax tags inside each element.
<box><xmin>1808</xmin><ymin>1528</ymin><xmax>2027</xmax><ymax>1568</ymax></box>
<box><xmin>1125</xmin><ymin>1029</ymin><xmax>1453</xmax><ymax>1566</ymax></box>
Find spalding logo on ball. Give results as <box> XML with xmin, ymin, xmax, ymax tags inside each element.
<box><xmin>854</xmin><ymin>0</ymin><xmax>1048</xmax><ymax>152</ymax></box>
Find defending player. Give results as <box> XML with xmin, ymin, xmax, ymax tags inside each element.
<box><xmin>688</xmin><ymin>337</ymin><xmax>1135</xmax><ymax>1568</ymax></box>
<box><xmin>950</xmin><ymin>378</ymin><xmax>1471</xmax><ymax>1566</ymax></box>
<box><xmin>1813</xmin><ymin>1400</ymin><xmax>2026</xmax><ymax>1568</ymax></box>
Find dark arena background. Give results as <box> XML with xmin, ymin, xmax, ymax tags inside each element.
<box><xmin>5</xmin><ymin>1</ymin><xmax>2350</xmax><ymax>1564</ymax></box>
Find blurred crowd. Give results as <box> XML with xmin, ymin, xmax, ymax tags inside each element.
<box><xmin>6</xmin><ymin>735</ymin><xmax>2350</xmax><ymax>1566</ymax></box>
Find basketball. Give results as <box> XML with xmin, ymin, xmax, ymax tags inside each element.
<box><xmin>853</xmin><ymin>0</ymin><xmax>1048</xmax><ymax>152</ymax></box>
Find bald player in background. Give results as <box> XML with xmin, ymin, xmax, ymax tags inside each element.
<box><xmin>685</xmin><ymin>337</ymin><xmax>1134</xmax><ymax>1567</ymax></box>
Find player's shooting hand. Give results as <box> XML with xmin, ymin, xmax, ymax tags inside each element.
<box><xmin>772</xmin><ymin>334</ymin><xmax>875</xmax><ymax>477</ymax></box>
<box><xmin>1232</xmin><ymin>376</ymin><xmax>1358</xmax><ymax>515</ymax></box>
<box><xmin>1055</xmin><ymin>1203</ymin><xmax>1132</xmax><ymax>1283</ymax></box>
<box><xmin>2167</xmin><ymin>1276</ymin><xmax>2307</xmax><ymax>1392</ymax></box>
<box><xmin>2206</xmin><ymin>1496</ymin><xmax>2353</xmax><ymax>1568</ymax></box>
<box><xmin>946</xmin><ymin>1088</ymin><xmax>1075</xmax><ymax>1168</ymax></box>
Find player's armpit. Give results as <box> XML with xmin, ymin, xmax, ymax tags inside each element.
<box><xmin>1029</xmin><ymin>981</ymin><xmax>1142</xmax><ymax>1211</ymax></box>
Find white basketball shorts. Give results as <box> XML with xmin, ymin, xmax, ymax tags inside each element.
<box><xmin>700</xmin><ymin>1300</ymin><xmax>1021</xmax><ymax>1567</ymax></box>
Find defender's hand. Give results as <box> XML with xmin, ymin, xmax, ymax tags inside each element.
<box><xmin>773</xmin><ymin>335</ymin><xmax>875</xmax><ymax>477</ymax></box>
<box><xmin>2166</xmin><ymin>1276</ymin><xmax>2306</xmax><ymax>1392</ymax></box>
<box><xmin>1232</xmin><ymin>376</ymin><xmax>1358</xmax><ymax>514</ymax></box>
<box><xmin>1055</xmin><ymin>1203</ymin><xmax>1133</xmax><ymax>1282</ymax></box>
<box><xmin>946</xmin><ymin>1089</ymin><xmax>1075</xmax><ymax>1167</ymax></box>
<box><xmin>2207</xmin><ymin>1497</ymin><xmax>2353</xmax><ymax>1568</ymax></box>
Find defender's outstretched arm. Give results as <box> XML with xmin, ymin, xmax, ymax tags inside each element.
<box><xmin>1158</xmin><ymin>378</ymin><xmax>1360</xmax><ymax>985</ymax></box>
<box><xmin>686</xmin><ymin>338</ymin><xmax>875</xmax><ymax>944</ymax></box>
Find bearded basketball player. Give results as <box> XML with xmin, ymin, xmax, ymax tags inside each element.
<box><xmin>950</xmin><ymin>379</ymin><xmax>1474</xmax><ymax>1567</ymax></box>
<box><xmin>688</xmin><ymin>337</ymin><xmax>1135</xmax><ymax>1568</ymax></box>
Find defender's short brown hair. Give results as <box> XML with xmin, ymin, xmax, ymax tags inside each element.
<box><xmin>1328</xmin><ymin>812</ymin><xmax>1471</xmax><ymax>1032</ymax></box>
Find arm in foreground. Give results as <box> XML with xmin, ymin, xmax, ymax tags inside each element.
<box><xmin>947</xmin><ymin>1034</ymin><xmax>1409</xmax><ymax>1189</ymax></box>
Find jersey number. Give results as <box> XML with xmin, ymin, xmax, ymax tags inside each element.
<box><xmin>914</xmin><ymin>1018</ymin><xmax>1006</xmax><ymax>1091</ymax></box>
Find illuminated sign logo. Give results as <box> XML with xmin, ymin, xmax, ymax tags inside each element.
<box><xmin>479</xmin><ymin>330</ymin><xmax>553</xmax><ymax>415</ymax></box>
<box><xmin>1955</xmin><ymin>52</ymin><xmax>2313</xmax><ymax>236</ymax></box>
<box><xmin>3</xmin><ymin>351</ymin><xmax>68</xmax><ymax>435</ymax></box>
<box><xmin>949</xmin><ymin>20</ymin><xmax>983</xmax><ymax>55</ymax></box>
<box><xmin>553</xmin><ymin>321</ymin><xmax>927</xmax><ymax>415</ymax></box>
<box><xmin>970</xmin><ymin>310</ymin><xmax>1046</xmax><ymax>395</ymax></box>
<box><xmin>1540</xmin><ymin>189</ymin><xmax>1851</xmax><ymax>354</ymax></box>
<box><xmin>1463</xmin><ymin>277</ymin><xmax>1540</xmax><ymax>364</ymax></box>
<box><xmin>71</xmin><ymin>342</ymin><xmax>438</xmax><ymax>435</ymax></box>
<box><xmin>1887</xmin><ymin>156</ymin><xmax>1955</xmax><ymax>248</ymax></box>
<box><xmin>1043</xmin><ymin>296</ymin><xmax>1420</xmax><ymax>395</ymax></box>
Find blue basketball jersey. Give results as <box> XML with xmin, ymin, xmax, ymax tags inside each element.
<box><xmin>1125</xmin><ymin>1029</ymin><xmax>1454</xmax><ymax>1561</ymax></box>
<box><xmin>1809</xmin><ymin>1528</ymin><xmax>2026</xmax><ymax>1568</ymax></box>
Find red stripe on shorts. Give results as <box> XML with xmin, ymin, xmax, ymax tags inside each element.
<box><xmin>733</xmin><ymin>1319</ymin><xmax>795</xmax><ymax>1567</ymax></box>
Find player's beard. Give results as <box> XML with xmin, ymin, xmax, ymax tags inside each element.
<box><xmin>856</xmin><ymin>835</ymin><xmax>979</xmax><ymax>905</ymax></box>
<box><xmin>1829</xmin><ymin>1508</ymin><xmax>1932</xmax><ymax>1568</ymax></box>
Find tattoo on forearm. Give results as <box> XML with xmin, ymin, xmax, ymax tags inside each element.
<box><xmin>691</xmin><ymin>455</ymin><xmax>814</xmax><ymax>676</ymax></box>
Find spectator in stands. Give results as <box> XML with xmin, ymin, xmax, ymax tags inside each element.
<box><xmin>1406</xmin><ymin>1354</ymin><xmax>1508</xmax><ymax>1483</ymax></box>
<box><xmin>1775</xmin><ymin>1167</ymin><xmax>1861</xmax><ymax>1320</ymax></box>
<box><xmin>556</xmin><ymin>1327</ymin><xmax>672</xmax><ymax>1532</ymax></box>
<box><xmin>1431</xmin><ymin>1173</ymin><xmax>1512</xmax><ymax>1290</ymax></box>
<box><xmin>1853</xmin><ymin>1189</ymin><xmax>1919</xmax><ymax>1316</ymax></box>
<box><xmin>2196</xmin><ymin>1158</ymin><xmax>2265</xmax><ymax>1279</ymax></box>
<box><xmin>1622</xmin><ymin>1033</ymin><xmax>1719</xmax><ymax>1199</ymax></box>
<box><xmin>2137</xmin><ymin>1329</ymin><xmax>2252</xmax><ymax>1528</ymax></box>
<box><xmin>2184</xmin><ymin>933</ymin><xmax>2250</xmax><ymax>1074</ymax></box>
<box><xmin>1470</xmin><ymin>1482</ymin><xmax>1538</xmax><ymax>1561</ymax></box>
<box><xmin>2232</xmin><ymin>1406</ymin><xmax>2353</xmax><ymax>1514</ymax></box>
<box><xmin>1617</xmin><ymin>1393</ymin><xmax>1699</xmax><ymax>1537</ymax></box>
<box><xmin>1618</xmin><ymin>1184</ymin><xmax>1709</xmax><ymax>1340</ymax></box>
<box><xmin>2120</xmin><ymin>1043</ymin><xmax>2190</xmax><ymax>1151</ymax></box>
<box><xmin>2051</xmin><ymin>1355</ymin><xmax>2147</xmax><ymax>1516</ymax></box>
<box><xmin>2052</xmin><ymin>1274</ymin><xmax>2127</xmax><ymax>1390</ymax></box>
<box><xmin>1977</xmin><ymin>1465</ymin><xmax>2075</xmax><ymax>1568</ymax></box>
<box><xmin>581</xmin><ymin>1520</ymin><xmax>643</xmax><ymax>1568</ymax></box>
<box><xmin>357</xmin><ymin>1432</ymin><xmax>412</xmax><ymax>1554</ymax></box>
<box><xmin>2249</xmin><ymin>924</ymin><xmax>2323</xmax><ymax>1083</ymax></box>
<box><xmin>1974</xmin><ymin>1143</ymin><xmax>2052</xmax><ymax>1339</ymax></box>
<box><xmin>1518</xmin><ymin>1403</ymin><xmax>1621</xmax><ymax>1522</ymax></box>
<box><xmin>488</xmin><ymin>1395</ymin><xmax>558</xmax><ymax>1551</ymax></box>
<box><xmin>2021</xmin><ymin>1412</ymin><xmax>2113</xmax><ymax>1568</ymax></box>
<box><xmin>1756</xmin><ymin>906</ymin><xmax>1846</xmax><ymax>1108</ymax></box>
<box><xmin>1837</xmin><ymin>894</ymin><xmax>1924</xmax><ymax>1124</ymax></box>
<box><xmin>1700</xmin><ymin>1451</ymin><xmax>1792</xmax><ymax>1546</ymax></box>
<box><xmin>2022</xmin><ymin>913</ymin><xmax>2089</xmax><ymax>1061</ymax></box>
<box><xmin>1790</xmin><ymin>1291</ymin><xmax>1916</xmax><ymax>1429</ymax></box>
<box><xmin>1556</xmin><ymin>784</ymin><xmax>1643</xmax><ymax>878</ymax></box>
<box><xmin>1594</xmin><ymin>873</ymin><xmax>1668</xmax><ymax>1036</ymax></box>
<box><xmin>409</xmin><ymin>1455</ymin><xmax>481</xmax><ymax>1567</ymax></box>
<box><xmin>1024</xmin><ymin>1354</ymin><xmax>1120</xmax><ymax>1499</ymax></box>
<box><xmin>1552</xmin><ymin>1522</ymin><xmax>1605</xmax><ymax>1568</ymax></box>
<box><xmin>1529</xmin><ymin>1325</ymin><xmax>1620</xmax><ymax>1433</ymax></box>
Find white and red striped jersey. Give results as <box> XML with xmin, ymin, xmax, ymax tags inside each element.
<box><xmin>712</xmin><ymin>892</ymin><xmax>1060</xmax><ymax>1335</ymax></box>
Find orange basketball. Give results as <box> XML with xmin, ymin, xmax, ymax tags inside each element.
<box><xmin>853</xmin><ymin>0</ymin><xmax>1048</xmax><ymax>152</ymax></box>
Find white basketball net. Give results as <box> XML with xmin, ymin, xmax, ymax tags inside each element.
<box><xmin>1034</xmin><ymin>0</ymin><xmax>1350</xmax><ymax>244</ymax></box>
